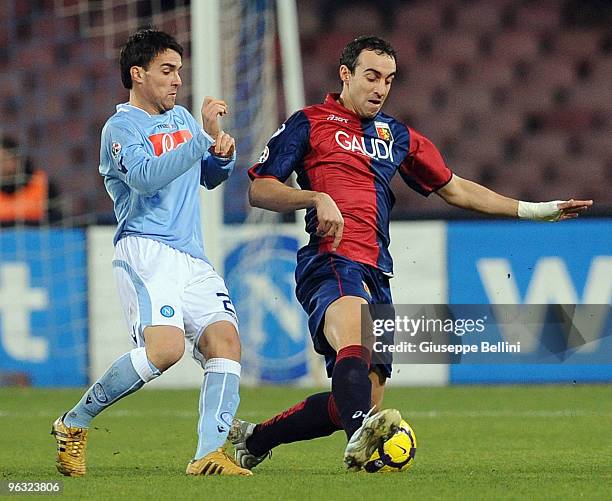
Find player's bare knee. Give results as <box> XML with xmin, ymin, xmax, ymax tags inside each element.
<box><xmin>144</xmin><ymin>326</ymin><xmax>185</xmax><ymax>371</ymax></box>
<box><xmin>164</xmin><ymin>341</ymin><xmax>185</xmax><ymax>368</ymax></box>
<box><xmin>199</xmin><ymin>321</ymin><xmax>241</xmax><ymax>361</ymax></box>
<box><xmin>324</xmin><ymin>324</ymin><xmax>362</xmax><ymax>352</ymax></box>
<box><xmin>148</xmin><ymin>341</ymin><xmax>184</xmax><ymax>372</ymax></box>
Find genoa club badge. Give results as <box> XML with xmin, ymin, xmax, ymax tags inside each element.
<box><xmin>374</xmin><ymin>121</ymin><xmax>393</xmax><ymax>142</ymax></box>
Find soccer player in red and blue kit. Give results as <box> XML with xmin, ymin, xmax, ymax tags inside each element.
<box><xmin>230</xmin><ymin>36</ymin><xmax>592</xmax><ymax>471</ymax></box>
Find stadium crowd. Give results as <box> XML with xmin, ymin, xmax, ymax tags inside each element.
<box><xmin>0</xmin><ymin>0</ymin><xmax>610</xmax><ymax>222</ymax></box>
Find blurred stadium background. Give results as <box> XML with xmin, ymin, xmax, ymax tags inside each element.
<box><xmin>0</xmin><ymin>0</ymin><xmax>610</xmax><ymax>389</ymax></box>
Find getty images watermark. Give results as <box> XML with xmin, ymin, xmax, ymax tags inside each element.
<box><xmin>361</xmin><ymin>304</ymin><xmax>611</xmax><ymax>365</ymax></box>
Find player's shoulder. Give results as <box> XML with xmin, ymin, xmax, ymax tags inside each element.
<box><xmin>302</xmin><ymin>100</ymin><xmax>336</xmax><ymax>120</ymax></box>
<box><xmin>274</xmin><ymin>107</ymin><xmax>310</xmax><ymax>135</ymax></box>
<box><xmin>296</xmin><ymin>100</ymin><xmax>345</xmax><ymax>129</ymax></box>
<box><xmin>302</xmin><ymin>101</ymin><xmax>325</xmax><ymax>114</ymax></box>
<box><xmin>375</xmin><ymin>110</ymin><xmax>404</xmax><ymax>127</ymax></box>
<box><xmin>104</xmin><ymin>104</ymin><xmax>138</xmax><ymax>131</ymax></box>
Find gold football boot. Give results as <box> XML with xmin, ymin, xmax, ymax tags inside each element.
<box><xmin>186</xmin><ymin>448</ymin><xmax>253</xmax><ymax>476</ymax></box>
<box><xmin>51</xmin><ymin>415</ymin><xmax>88</xmax><ymax>477</ymax></box>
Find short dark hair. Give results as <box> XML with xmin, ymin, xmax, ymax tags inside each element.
<box><xmin>339</xmin><ymin>35</ymin><xmax>396</xmax><ymax>74</ymax></box>
<box><xmin>120</xmin><ymin>28</ymin><xmax>183</xmax><ymax>89</ymax></box>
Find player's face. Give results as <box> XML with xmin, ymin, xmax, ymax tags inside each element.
<box><xmin>134</xmin><ymin>49</ymin><xmax>183</xmax><ymax>114</ymax></box>
<box><xmin>339</xmin><ymin>49</ymin><xmax>396</xmax><ymax>119</ymax></box>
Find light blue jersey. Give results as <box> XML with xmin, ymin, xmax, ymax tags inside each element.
<box><xmin>99</xmin><ymin>103</ymin><xmax>234</xmax><ymax>262</ymax></box>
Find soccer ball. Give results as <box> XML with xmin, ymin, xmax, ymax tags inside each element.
<box><xmin>364</xmin><ymin>419</ymin><xmax>417</xmax><ymax>473</ymax></box>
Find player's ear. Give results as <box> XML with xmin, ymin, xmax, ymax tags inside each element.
<box><xmin>130</xmin><ymin>66</ymin><xmax>145</xmax><ymax>84</ymax></box>
<box><xmin>339</xmin><ymin>65</ymin><xmax>351</xmax><ymax>84</ymax></box>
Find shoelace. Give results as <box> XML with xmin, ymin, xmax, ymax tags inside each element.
<box><xmin>63</xmin><ymin>430</ymin><xmax>87</xmax><ymax>457</ymax></box>
<box><xmin>69</xmin><ymin>439</ymin><xmax>86</xmax><ymax>456</ymax></box>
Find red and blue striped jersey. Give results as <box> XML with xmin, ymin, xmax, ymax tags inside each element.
<box><xmin>248</xmin><ymin>94</ymin><xmax>452</xmax><ymax>275</ymax></box>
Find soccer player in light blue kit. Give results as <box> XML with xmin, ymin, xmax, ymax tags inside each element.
<box><xmin>52</xmin><ymin>29</ymin><xmax>252</xmax><ymax>477</ymax></box>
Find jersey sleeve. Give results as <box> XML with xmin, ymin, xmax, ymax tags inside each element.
<box><xmin>102</xmin><ymin>119</ymin><xmax>214</xmax><ymax>195</ymax></box>
<box><xmin>183</xmin><ymin>110</ymin><xmax>237</xmax><ymax>190</ymax></box>
<box><xmin>248</xmin><ymin>110</ymin><xmax>311</xmax><ymax>182</ymax></box>
<box><xmin>200</xmin><ymin>153</ymin><xmax>235</xmax><ymax>189</ymax></box>
<box><xmin>398</xmin><ymin>127</ymin><xmax>453</xmax><ymax>196</ymax></box>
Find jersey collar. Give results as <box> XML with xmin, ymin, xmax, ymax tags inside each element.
<box><xmin>116</xmin><ymin>103</ymin><xmax>173</xmax><ymax>118</ymax></box>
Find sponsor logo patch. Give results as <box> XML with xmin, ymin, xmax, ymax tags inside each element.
<box><xmin>327</xmin><ymin>114</ymin><xmax>349</xmax><ymax>123</ymax></box>
<box><xmin>335</xmin><ymin>130</ymin><xmax>394</xmax><ymax>161</ymax></box>
<box><xmin>219</xmin><ymin>411</ymin><xmax>234</xmax><ymax>428</ymax></box>
<box><xmin>93</xmin><ymin>383</ymin><xmax>108</xmax><ymax>403</ymax></box>
<box><xmin>148</xmin><ymin>130</ymin><xmax>192</xmax><ymax>156</ymax></box>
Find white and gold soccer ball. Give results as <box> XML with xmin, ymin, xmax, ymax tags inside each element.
<box><xmin>364</xmin><ymin>419</ymin><xmax>417</xmax><ymax>473</ymax></box>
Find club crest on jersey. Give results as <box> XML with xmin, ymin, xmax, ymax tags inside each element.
<box><xmin>160</xmin><ymin>305</ymin><xmax>175</xmax><ymax>318</ymax></box>
<box><xmin>111</xmin><ymin>142</ymin><xmax>122</xmax><ymax>159</ymax></box>
<box><xmin>335</xmin><ymin>130</ymin><xmax>394</xmax><ymax>162</ymax></box>
<box><xmin>374</xmin><ymin>121</ymin><xmax>393</xmax><ymax>142</ymax></box>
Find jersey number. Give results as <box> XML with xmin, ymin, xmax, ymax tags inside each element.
<box><xmin>216</xmin><ymin>292</ymin><xmax>236</xmax><ymax>315</ymax></box>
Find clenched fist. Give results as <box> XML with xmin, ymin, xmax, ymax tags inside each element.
<box><xmin>211</xmin><ymin>131</ymin><xmax>236</xmax><ymax>158</ymax></box>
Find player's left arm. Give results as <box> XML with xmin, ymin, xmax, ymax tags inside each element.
<box><xmin>200</xmin><ymin>130</ymin><xmax>236</xmax><ymax>189</ymax></box>
<box><xmin>401</xmin><ymin>127</ymin><xmax>593</xmax><ymax>222</ymax></box>
<box><xmin>436</xmin><ymin>175</ymin><xmax>593</xmax><ymax>221</ymax></box>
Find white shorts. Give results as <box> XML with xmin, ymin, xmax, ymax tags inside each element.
<box><xmin>112</xmin><ymin>236</ymin><xmax>238</xmax><ymax>366</ymax></box>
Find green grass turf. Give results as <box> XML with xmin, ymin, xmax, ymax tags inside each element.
<box><xmin>1</xmin><ymin>385</ymin><xmax>611</xmax><ymax>500</ymax></box>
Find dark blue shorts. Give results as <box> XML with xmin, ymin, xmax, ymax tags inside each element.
<box><xmin>295</xmin><ymin>252</ymin><xmax>393</xmax><ymax>379</ymax></box>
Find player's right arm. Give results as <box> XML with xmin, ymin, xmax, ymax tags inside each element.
<box><xmin>250</xmin><ymin>179</ymin><xmax>344</xmax><ymax>249</ymax></box>
<box><xmin>248</xmin><ymin>111</ymin><xmax>344</xmax><ymax>250</ymax></box>
<box><xmin>249</xmin><ymin>179</ymin><xmax>326</xmax><ymax>212</ymax></box>
<box><xmin>103</xmin><ymin>120</ymin><xmax>214</xmax><ymax>195</ymax></box>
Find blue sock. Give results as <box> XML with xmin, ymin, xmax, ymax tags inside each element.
<box><xmin>195</xmin><ymin>358</ymin><xmax>241</xmax><ymax>459</ymax></box>
<box><xmin>64</xmin><ymin>348</ymin><xmax>161</xmax><ymax>428</ymax></box>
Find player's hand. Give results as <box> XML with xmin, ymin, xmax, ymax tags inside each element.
<box><xmin>314</xmin><ymin>192</ymin><xmax>344</xmax><ymax>251</ymax></box>
<box><xmin>201</xmin><ymin>96</ymin><xmax>228</xmax><ymax>138</ymax></box>
<box><xmin>211</xmin><ymin>131</ymin><xmax>235</xmax><ymax>158</ymax></box>
<box><xmin>556</xmin><ymin>199</ymin><xmax>593</xmax><ymax>221</ymax></box>
<box><xmin>518</xmin><ymin>199</ymin><xmax>593</xmax><ymax>221</ymax></box>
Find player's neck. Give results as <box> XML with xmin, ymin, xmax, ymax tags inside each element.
<box><xmin>128</xmin><ymin>92</ymin><xmax>160</xmax><ymax>115</ymax></box>
<box><xmin>337</xmin><ymin>93</ymin><xmax>357</xmax><ymax>116</ymax></box>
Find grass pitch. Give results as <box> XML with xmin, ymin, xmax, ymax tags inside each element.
<box><xmin>1</xmin><ymin>385</ymin><xmax>611</xmax><ymax>500</ymax></box>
